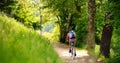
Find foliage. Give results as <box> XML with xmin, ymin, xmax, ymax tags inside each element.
<box><xmin>108</xmin><ymin>0</ymin><xmax>120</xmax><ymax>28</ymax></box>
<box><xmin>95</xmin><ymin>0</ymin><xmax>109</xmax><ymax>45</ymax></box>
<box><xmin>13</xmin><ymin>0</ymin><xmax>39</xmax><ymax>28</ymax></box>
<box><xmin>51</xmin><ymin>24</ymin><xmax>60</xmax><ymax>42</ymax></box>
<box><xmin>41</xmin><ymin>0</ymin><xmax>76</xmax><ymax>42</ymax></box>
<box><xmin>0</xmin><ymin>15</ymin><xmax>63</xmax><ymax>63</ymax></box>
<box><xmin>105</xmin><ymin>0</ymin><xmax>120</xmax><ymax>62</ymax></box>
<box><xmin>42</xmin><ymin>21</ymin><xmax>60</xmax><ymax>42</ymax></box>
<box><xmin>0</xmin><ymin>0</ymin><xmax>43</xmax><ymax>29</ymax></box>
<box><xmin>41</xmin><ymin>0</ymin><xmax>88</xmax><ymax>43</ymax></box>
<box><xmin>1</xmin><ymin>0</ymin><xmax>120</xmax><ymax>62</ymax></box>
<box><xmin>42</xmin><ymin>32</ymin><xmax>53</xmax><ymax>41</ymax></box>
<box><xmin>0</xmin><ymin>0</ymin><xmax>18</xmax><ymax>15</ymax></box>
<box><xmin>108</xmin><ymin>28</ymin><xmax>120</xmax><ymax>63</ymax></box>
<box><xmin>75</xmin><ymin>13</ymin><xmax>87</xmax><ymax>47</ymax></box>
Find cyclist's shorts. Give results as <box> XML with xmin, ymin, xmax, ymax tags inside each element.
<box><xmin>69</xmin><ymin>38</ymin><xmax>76</xmax><ymax>46</ymax></box>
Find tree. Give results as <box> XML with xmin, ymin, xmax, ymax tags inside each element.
<box><xmin>101</xmin><ymin>0</ymin><xmax>120</xmax><ymax>61</ymax></box>
<box><xmin>41</xmin><ymin>0</ymin><xmax>77</xmax><ymax>42</ymax></box>
<box><xmin>86</xmin><ymin>0</ymin><xmax>96</xmax><ymax>51</ymax></box>
<box><xmin>41</xmin><ymin>0</ymin><xmax>89</xmax><ymax>44</ymax></box>
<box><xmin>0</xmin><ymin>0</ymin><xmax>18</xmax><ymax>16</ymax></box>
<box><xmin>13</xmin><ymin>0</ymin><xmax>41</xmax><ymax>28</ymax></box>
<box><xmin>99</xmin><ymin>0</ymin><xmax>119</xmax><ymax>58</ymax></box>
<box><xmin>0</xmin><ymin>0</ymin><xmax>42</xmax><ymax>29</ymax></box>
<box><xmin>74</xmin><ymin>0</ymin><xmax>88</xmax><ymax>47</ymax></box>
<box><xmin>108</xmin><ymin>0</ymin><xmax>120</xmax><ymax>62</ymax></box>
<box><xmin>100</xmin><ymin>24</ymin><xmax>113</xmax><ymax>58</ymax></box>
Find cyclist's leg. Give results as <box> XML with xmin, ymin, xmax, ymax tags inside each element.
<box><xmin>73</xmin><ymin>40</ymin><xmax>76</xmax><ymax>56</ymax></box>
<box><xmin>69</xmin><ymin>39</ymin><xmax>72</xmax><ymax>53</ymax></box>
<box><xmin>71</xmin><ymin>41</ymin><xmax>75</xmax><ymax>54</ymax></box>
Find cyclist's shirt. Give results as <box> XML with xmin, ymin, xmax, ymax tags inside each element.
<box><xmin>67</xmin><ymin>31</ymin><xmax>76</xmax><ymax>41</ymax></box>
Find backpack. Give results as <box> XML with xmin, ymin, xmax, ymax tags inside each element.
<box><xmin>69</xmin><ymin>31</ymin><xmax>75</xmax><ymax>39</ymax></box>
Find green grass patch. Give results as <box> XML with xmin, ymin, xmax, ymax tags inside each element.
<box><xmin>95</xmin><ymin>45</ymin><xmax>112</xmax><ymax>63</ymax></box>
<box><xmin>0</xmin><ymin>14</ymin><xmax>63</xmax><ymax>63</ymax></box>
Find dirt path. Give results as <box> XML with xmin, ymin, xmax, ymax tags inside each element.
<box><xmin>52</xmin><ymin>42</ymin><xmax>103</xmax><ymax>63</ymax></box>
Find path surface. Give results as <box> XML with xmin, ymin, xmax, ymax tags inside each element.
<box><xmin>52</xmin><ymin>42</ymin><xmax>104</xmax><ymax>63</ymax></box>
<box><xmin>36</xmin><ymin>31</ymin><xmax>104</xmax><ymax>63</ymax></box>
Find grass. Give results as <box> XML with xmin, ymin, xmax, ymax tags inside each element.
<box><xmin>0</xmin><ymin>14</ymin><xmax>63</xmax><ymax>63</ymax></box>
<box><xmin>95</xmin><ymin>45</ymin><xmax>110</xmax><ymax>63</ymax></box>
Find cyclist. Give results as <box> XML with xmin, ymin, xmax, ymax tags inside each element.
<box><xmin>66</xmin><ymin>29</ymin><xmax>76</xmax><ymax>56</ymax></box>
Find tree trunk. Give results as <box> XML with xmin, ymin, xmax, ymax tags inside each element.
<box><xmin>59</xmin><ymin>13</ymin><xmax>73</xmax><ymax>43</ymax></box>
<box><xmin>100</xmin><ymin>24</ymin><xmax>113</xmax><ymax>58</ymax></box>
<box><xmin>100</xmin><ymin>11</ymin><xmax>114</xmax><ymax>58</ymax></box>
<box><xmin>66</xmin><ymin>13</ymin><xmax>72</xmax><ymax>32</ymax></box>
<box><xmin>87</xmin><ymin>1</ymin><xmax>96</xmax><ymax>62</ymax></box>
<box><xmin>59</xmin><ymin>17</ymin><xmax>67</xmax><ymax>43</ymax></box>
<box><xmin>59</xmin><ymin>26</ymin><xmax>66</xmax><ymax>43</ymax></box>
<box><xmin>87</xmin><ymin>0</ymin><xmax>96</xmax><ymax>51</ymax></box>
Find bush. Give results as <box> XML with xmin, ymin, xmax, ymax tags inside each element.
<box><xmin>0</xmin><ymin>15</ymin><xmax>63</xmax><ymax>63</ymax></box>
<box><xmin>108</xmin><ymin>28</ymin><xmax>120</xmax><ymax>63</ymax></box>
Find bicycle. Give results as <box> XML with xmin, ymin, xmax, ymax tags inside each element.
<box><xmin>70</xmin><ymin>42</ymin><xmax>76</xmax><ymax>59</ymax></box>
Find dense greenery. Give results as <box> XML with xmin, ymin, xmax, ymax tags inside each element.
<box><xmin>109</xmin><ymin>28</ymin><xmax>120</xmax><ymax>63</ymax></box>
<box><xmin>0</xmin><ymin>14</ymin><xmax>63</xmax><ymax>63</ymax></box>
<box><xmin>107</xmin><ymin>0</ymin><xmax>120</xmax><ymax>63</ymax></box>
<box><xmin>0</xmin><ymin>0</ymin><xmax>120</xmax><ymax>63</ymax></box>
<box><xmin>41</xmin><ymin>0</ymin><xmax>88</xmax><ymax>46</ymax></box>
<box><xmin>0</xmin><ymin>0</ymin><xmax>53</xmax><ymax>29</ymax></box>
<box><xmin>0</xmin><ymin>0</ymin><xmax>17</xmax><ymax>14</ymax></box>
<box><xmin>41</xmin><ymin>0</ymin><xmax>120</xmax><ymax>62</ymax></box>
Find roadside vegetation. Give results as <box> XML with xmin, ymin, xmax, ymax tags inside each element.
<box><xmin>0</xmin><ymin>14</ymin><xmax>63</xmax><ymax>63</ymax></box>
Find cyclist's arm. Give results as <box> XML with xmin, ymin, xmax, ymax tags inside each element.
<box><xmin>66</xmin><ymin>33</ymin><xmax>69</xmax><ymax>42</ymax></box>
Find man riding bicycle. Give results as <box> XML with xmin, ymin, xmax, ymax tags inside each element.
<box><xmin>66</xmin><ymin>30</ymin><xmax>76</xmax><ymax>56</ymax></box>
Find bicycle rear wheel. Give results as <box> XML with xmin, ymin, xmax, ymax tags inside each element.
<box><xmin>71</xmin><ymin>42</ymin><xmax>75</xmax><ymax>59</ymax></box>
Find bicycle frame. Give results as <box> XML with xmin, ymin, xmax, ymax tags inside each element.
<box><xmin>71</xmin><ymin>42</ymin><xmax>75</xmax><ymax>59</ymax></box>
